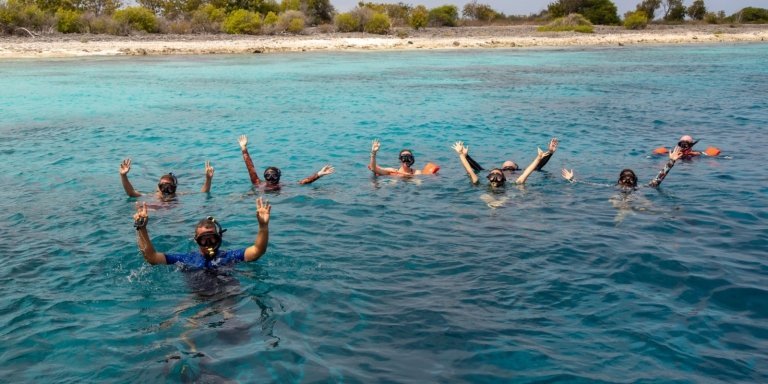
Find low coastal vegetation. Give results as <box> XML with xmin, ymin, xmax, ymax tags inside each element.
<box><xmin>0</xmin><ymin>0</ymin><xmax>766</xmax><ymax>36</ymax></box>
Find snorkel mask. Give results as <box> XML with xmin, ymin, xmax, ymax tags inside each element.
<box><xmin>264</xmin><ymin>167</ymin><xmax>281</xmax><ymax>184</ymax></box>
<box><xmin>194</xmin><ymin>216</ymin><xmax>227</xmax><ymax>259</ymax></box>
<box><xmin>158</xmin><ymin>173</ymin><xmax>178</xmax><ymax>196</ymax></box>
<box><xmin>677</xmin><ymin>140</ymin><xmax>698</xmax><ymax>150</ymax></box>
<box><xmin>487</xmin><ymin>169</ymin><xmax>506</xmax><ymax>186</ymax></box>
<box><xmin>618</xmin><ymin>169</ymin><xmax>638</xmax><ymax>188</ymax></box>
<box><xmin>399</xmin><ymin>151</ymin><xmax>415</xmax><ymax>167</ymax></box>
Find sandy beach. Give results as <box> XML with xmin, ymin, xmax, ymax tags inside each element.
<box><xmin>1</xmin><ymin>24</ymin><xmax>766</xmax><ymax>58</ymax></box>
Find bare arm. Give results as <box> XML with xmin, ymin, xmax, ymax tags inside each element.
<box><xmin>515</xmin><ymin>148</ymin><xmax>549</xmax><ymax>184</ymax></box>
<box><xmin>649</xmin><ymin>146</ymin><xmax>682</xmax><ymax>188</ymax></box>
<box><xmin>244</xmin><ymin>197</ymin><xmax>270</xmax><ymax>262</ymax></box>
<box><xmin>536</xmin><ymin>137</ymin><xmax>558</xmax><ymax>171</ymax></box>
<box><xmin>119</xmin><ymin>158</ymin><xmax>142</xmax><ymax>197</ymax></box>
<box><xmin>239</xmin><ymin>135</ymin><xmax>261</xmax><ymax>185</ymax></box>
<box><xmin>133</xmin><ymin>202</ymin><xmax>166</xmax><ymax>264</ymax></box>
<box><xmin>368</xmin><ymin>139</ymin><xmax>396</xmax><ymax>176</ymax></box>
<box><xmin>299</xmin><ymin>165</ymin><xmax>335</xmax><ymax>185</ymax></box>
<box><xmin>453</xmin><ymin>141</ymin><xmax>479</xmax><ymax>184</ymax></box>
<box><xmin>201</xmin><ymin>160</ymin><xmax>214</xmax><ymax>193</ymax></box>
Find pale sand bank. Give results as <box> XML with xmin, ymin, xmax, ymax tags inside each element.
<box><xmin>1</xmin><ymin>25</ymin><xmax>766</xmax><ymax>59</ymax></box>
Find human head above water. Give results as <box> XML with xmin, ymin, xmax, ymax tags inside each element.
<box><xmin>264</xmin><ymin>167</ymin><xmax>281</xmax><ymax>184</ymax></box>
<box><xmin>501</xmin><ymin>160</ymin><xmax>518</xmax><ymax>172</ymax></box>
<box><xmin>487</xmin><ymin>168</ymin><xmax>506</xmax><ymax>187</ymax></box>
<box><xmin>399</xmin><ymin>149</ymin><xmax>415</xmax><ymax>167</ymax></box>
<box><xmin>157</xmin><ymin>173</ymin><xmax>177</xmax><ymax>196</ymax></box>
<box><xmin>617</xmin><ymin>169</ymin><xmax>638</xmax><ymax>188</ymax></box>
<box><xmin>678</xmin><ymin>135</ymin><xmax>697</xmax><ymax>150</ymax></box>
<box><xmin>194</xmin><ymin>216</ymin><xmax>226</xmax><ymax>259</ymax></box>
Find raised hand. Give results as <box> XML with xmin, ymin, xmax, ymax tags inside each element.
<box><xmin>238</xmin><ymin>135</ymin><xmax>248</xmax><ymax>151</ymax></box>
<box><xmin>318</xmin><ymin>165</ymin><xmax>335</xmax><ymax>176</ymax></box>
<box><xmin>371</xmin><ymin>139</ymin><xmax>380</xmax><ymax>154</ymax></box>
<box><xmin>133</xmin><ymin>201</ymin><xmax>148</xmax><ymax>228</ymax></box>
<box><xmin>548</xmin><ymin>137</ymin><xmax>559</xmax><ymax>152</ymax></box>
<box><xmin>452</xmin><ymin>141</ymin><xmax>468</xmax><ymax>156</ymax></box>
<box><xmin>205</xmin><ymin>160</ymin><xmax>214</xmax><ymax>178</ymax></box>
<box><xmin>256</xmin><ymin>197</ymin><xmax>271</xmax><ymax>226</ymax></box>
<box><xmin>561</xmin><ymin>168</ymin><xmax>574</xmax><ymax>181</ymax></box>
<box><xmin>120</xmin><ymin>158</ymin><xmax>132</xmax><ymax>176</ymax></box>
<box><xmin>670</xmin><ymin>146</ymin><xmax>683</xmax><ymax>161</ymax></box>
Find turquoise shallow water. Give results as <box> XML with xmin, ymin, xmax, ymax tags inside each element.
<box><xmin>1</xmin><ymin>44</ymin><xmax>767</xmax><ymax>382</ymax></box>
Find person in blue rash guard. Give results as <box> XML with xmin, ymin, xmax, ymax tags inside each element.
<box><xmin>133</xmin><ymin>197</ymin><xmax>271</xmax><ymax>269</ymax></box>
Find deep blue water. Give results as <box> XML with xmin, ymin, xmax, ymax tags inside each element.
<box><xmin>1</xmin><ymin>44</ymin><xmax>767</xmax><ymax>383</ymax></box>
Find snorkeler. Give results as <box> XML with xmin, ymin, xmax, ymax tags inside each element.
<box><xmin>119</xmin><ymin>158</ymin><xmax>214</xmax><ymax>198</ymax></box>
<box><xmin>652</xmin><ymin>135</ymin><xmax>721</xmax><ymax>158</ymax></box>
<box><xmin>238</xmin><ymin>135</ymin><xmax>334</xmax><ymax>190</ymax></box>
<box><xmin>562</xmin><ymin>146</ymin><xmax>684</xmax><ymax>188</ymax></box>
<box><xmin>132</xmin><ymin>197</ymin><xmax>271</xmax><ymax>268</ymax></box>
<box><xmin>461</xmin><ymin>137</ymin><xmax>558</xmax><ymax>180</ymax></box>
<box><xmin>453</xmin><ymin>141</ymin><xmax>552</xmax><ymax>187</ymax></box>
<box><xmin>368</xmin><ymin>139</ymin><xmax>439</xmax><ymax>176</ymax></box>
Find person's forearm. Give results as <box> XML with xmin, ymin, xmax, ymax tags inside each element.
<box><xmin>536</xmin><ymin>152</ymin><xmax>553</xmax><ymax>171</ymax></box>
<box><xmin>247</xmin><ymin>224</ymin><xmax>269</xmax><ymax>262</ymax></box>
<box><xmin>299</xmin><ymin>172</ymin><xmax>321</xmax><ymax>185</ymax></box>
<box><xmin>136</xmin><ymin>227</ymin><xmax>163</xmax><ymax>264</ymax></box>
<box><xmin>516</xmin><ymin>152</ymin><xmax>548</xmax><ymax>184</ymax></box>
<box><xmin>201</xmin><ymin>176</ymin><xmax>212</xmax><ymax>193</ymax></box>
<box><xmin>369</xmin><ymin>152</ymin><xmax>380</xmax><ymax>175</ymax></box>
<box><xmin>121</xmin><ymin>174</ymin><xmax>141</xmax><ymax>197</ymax></box>
<box><xmin>649</xmin><ymin>159</ymin><xmax>676</xmax><ymax>187</ymax></box>
<box><xmin>458</xmin><ymin>155</ymin><xmax>479</xmax><ymax>184</ymax></box>
<box><xmin>242</xmin><ymin>148</ymin><xmax>260</xmax><ymax>185</ymax></box>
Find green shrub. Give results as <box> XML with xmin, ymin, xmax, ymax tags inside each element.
<box><xmin>428</xmin><ymin>4</ymin><xmax>458</xmax><ymax>27</ymax></box>
<box><xmin>737</xmin><ymin>7</ymin><xmax>768</xmax><ymax>23</ymax></box>
<box><xmin>263</xmin><ymin>11</ymin><xmax>278</xmax><ymax>25</ymax></box>
<box><xmin>537</xmin><ymin>13</ymin><xmax>594</xmax><ymax>33</ymax></box>
<box><xmin>113</xmin><ymin>6</ymin><xmax>159</xmax><ymax>33</ymax></box>
<box><xmin>191</xmin><ymin>4</ymin><xmax>225</xmax><ymax>33</ymax></box>
<box><xmin>82</xmin><ymin>13</ymin><xmax>121</xmax><ymax>34</ymax></box>
<box><xmin>56</xmin><ymin>8</ymin><xmax>84</xmax><ymax>33</ymax></box>
<box><xmin>276</xmin><ymin>10</ymin><xmax>304</xmax><ymax>33</ymax></box>
<box><xmin>703</xmin><ymin>12</ymin><xmax>719</xmax><ymax>24</ymax></box>
<box><xmin>409</xmin><ymin>5</ymin><xmax>428</xmax><ymax>30</ymax></box>
<box><xmin>334</xmin><ymin>11</ymin><xmax>359</xmax><ymax>32</ymax></box>
<box><xmin>364</xmin><ymin>12</ymin><xmax>389</xmax><ymax>34</ymax></box>
<box><xmin>548</xmin><ymin>0</ymin><xmax>619</xmax><ymax>25</ymax></box>
<box><xmin>222</xmin><ymin>9</ymin><xmax>261</xmax><ymax>34</ymax></box>
<box><xmin>623</xmin><ymin>10</ymin><xmax>648</xmax><ymax>30</ymax></box>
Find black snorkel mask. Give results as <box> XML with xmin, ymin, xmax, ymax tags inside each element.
<box><xmin>487</xmin><ymin>170</ymin><xmax>506</xmax><ymax>186</ymax></box>
<box><xmin>399</xmin><ymin>151</ymin><xmax>415</xmax><ymax>167</ymax></box>
<box><xmin>264</xmin><ymin>167</ymin><xmax>281</xmax><ymax>184</ymax></box>
<box><xmin>158</xmin><ymin>172</ymin><xmax>178</xmax><ymax>196</ymax></box>
<box><xmin>194</xmin><ymin>216</ymin><xmax>227</xmax><ymax>259</ymax></box>
<box><xmin>677</xmin><ymin>140</ymin><xmax>699</xmax><ymax>150</ymax></box>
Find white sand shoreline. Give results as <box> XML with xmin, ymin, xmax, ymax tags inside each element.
<box><xmin>1</xmin><ymin>25</ymin><xmax>766</xmax><ymax>59</ymax></box>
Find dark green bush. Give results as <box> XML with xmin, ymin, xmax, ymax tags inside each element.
<box><xmin>364</xmin><ymin>12</ymin><xmax>390</xmax><ymax>34</ymax></box>
<box><xmin>737</xmin><ymin>7</ymin><xmax>768</xmax><ymax>23</ymax></box>
<box><xmin>222</xmin><ymin>9</ymin><xmax>261</xmax><ymax>34</ymax></box>
<box><xmin>113</xmin><ymin>6</ymin><xmax>159</xmax><ymax>33</ymax></box>
<box><xmin>191</xmin><ymin>4</ymin><xmax>225</xmax><ymax>33</ymax></box>
<box><xmin>428</xmin><ymin>4</ymin><xmax>458</xmax><ymax>27</ymax></box>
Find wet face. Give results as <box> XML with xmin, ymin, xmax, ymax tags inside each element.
<box><xmin>618</xmin><ymin>170</ymin><xmax>638</xmax><ymax>188</ymax></box>
<box><xmin>264</xmin><ymin>167</ymin><xmax>281</xmax><ymax>185</ymax></box>
<box><xmin>158</xmin><ymin>176</ymin><xmax>177</xmax><ymax>196</ymax></box>
<box><xmin>195</xmin><ymin>226</ymin><xmax>221</xmax><ymax>259</ymax></box>
<box><xmin>487</xmin><ymin>169</ymin><xmax>506</xmax><ymax>187</ymax></box>
<box><xmin>399</xmin><ymin>151</ymin><xmax>415</xmax><ymax>167</ymax></box>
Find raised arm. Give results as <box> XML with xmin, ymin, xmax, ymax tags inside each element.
<box><xmin>299</xmin><ymin>165</ymin><xmax>335</xmax><ymax>185</ymax></box>
<box><xmin>649</xmin><ymin>146</ymin><xmax>682</xmax><ymax>187</ymax></box>
<box><xmin>515</xmin><ymin>147</ymin><xmax>550</xmax><ymax>184</ymax></box>
<box><xmin>239</xmin><ymin>135</ymin><xmax>261</xmax><ymax>185</ymax></box>
<box><xmin>536</xmin><ymin>137</ymin><xmax>558</xmax><ymax>171</ymax></box>
<box><xmin>453</xmin><ymin>141</ymin><xmax>479</xmax><ymax>184</ymax></box>
<box><xmin>201</xmin><ymin>160</ymin><xmax>214</xmax><ymax>193</ymax></box>
<box><xmin>368</xmin><ymin>139</ymin><xmax>396</xmax><ymax>176</ymax></box>
<box><xmin>119</xmin><ymin>158</ymin><xmax>142</xmax><ymax>197</ymax></box>
<box><xmin>133</xmin><ymin>202</ymin><xmax>166</xmax><ymax>265</ymax></box>
<box><xmin>561</xmin><ymin>168</ymin><xmax>575</xmax><ymax>183</ymax></box>
<box><xmin>244</xmin><ymin>197</ymin><xmax>270</xmax><ymax>262</ymax></box>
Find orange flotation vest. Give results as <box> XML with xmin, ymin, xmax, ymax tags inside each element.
<box><xmin>422</xmin><ymin>162</ymin><xmax>440</xmax><ymax>174</ymax></box>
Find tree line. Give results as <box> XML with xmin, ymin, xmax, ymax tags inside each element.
<box><xmin>1</xmin><ymin>0</ymin><xmax>766</xmax><ymax>36</ymax></box>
